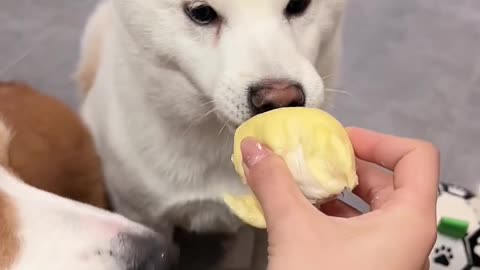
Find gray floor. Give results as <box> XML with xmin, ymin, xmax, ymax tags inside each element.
<box><xmin>1</xmin><ymin>0</ymin><xmax>480</xmax><ymax>269</ymax></box>
<box><xmin>336</xmin><ymin>0</ymin><xmax>480</xmax><ymax>192</ymax></box>
<box><xmin>1</xmin><ymin>0</ymin><xmax>479</xmax><ymax>190</ymax></box>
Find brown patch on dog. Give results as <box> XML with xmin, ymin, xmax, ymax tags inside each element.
<box><xmin>0</xmin><ymin>190</ymin><xmax>20</xmax><ymax>270</ymax></box>
<box><xmin>0</xmin><ymin>81</ymin><xmax>110</xmax><ymax>209</ymax></box>
<box><xmin>0</xmin><ymin>120</ymin><xmax>11</xmax><ymax>167</ymax></box>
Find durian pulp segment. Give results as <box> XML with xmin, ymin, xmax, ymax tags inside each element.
<box><xmin>225</xmin><ymin>107</ymin><xmax>358</xmax><ymax>228</ymax></box>
<box><xmin>224</xmin><ymin>194</ymin><xmax>266</xmax><ymax>229</ymax></box>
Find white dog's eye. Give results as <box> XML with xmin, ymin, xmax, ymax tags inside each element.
<box><xmin>285</xmin><ymin>0</ymin><xmax>312</xmax><ymax>17</ymax></box>
<box><xmin>184</xmin><ymin>3</ymin><xmax>219</xmax><ymax>25</ymax></box>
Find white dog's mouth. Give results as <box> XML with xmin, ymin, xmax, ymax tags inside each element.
<box><xmin>212</xmin><ymin>78</ymin><xmax>309</xmax><ymax>129</ymax></box>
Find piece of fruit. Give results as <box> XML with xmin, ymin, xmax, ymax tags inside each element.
<box><xmin>224</xmin><ymin>107</ymin><xmax>358</xmax><ymax>228</ymax></box>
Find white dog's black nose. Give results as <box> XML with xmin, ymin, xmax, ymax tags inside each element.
<box><xmin>249</xmin><ymin>79</ymin><xmax>305</xmax><ymax>115</ymax></box>
<box><xmin>112</xmin><ymin>233</ymin><xmax>176</xmax><ymax>270</ymax></box>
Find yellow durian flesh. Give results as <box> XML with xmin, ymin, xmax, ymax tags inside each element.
<box><xmin>225</xmin><ymin>107</ymin><xmax>358</xmax><ymax>228</ymax></box>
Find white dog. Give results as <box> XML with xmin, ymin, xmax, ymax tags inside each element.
<box><xmin>76</xmin><ymin>0</ymin><xmax>345</xmax><ymax>243</ymax></box>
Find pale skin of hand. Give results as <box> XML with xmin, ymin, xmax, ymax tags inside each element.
<box><xmin>240</xmin><ymin>127</ymin><xmax>440</xmax><ymax>270</ymax></box>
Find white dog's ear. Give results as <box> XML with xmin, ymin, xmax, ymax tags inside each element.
<box><xmin>74</xmin><ymin>1</ymin><xmax>112</xmax><ymax>98</ymax></box>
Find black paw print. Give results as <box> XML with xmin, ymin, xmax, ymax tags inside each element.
<box><xmin>434</xmin><ymin>245</ymin><xmax>454</xmax><ymax>266</ymax></box>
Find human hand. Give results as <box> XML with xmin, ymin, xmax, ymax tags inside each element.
<box><xmin>241</xmin><ymin>127</ymin><xmax>439</xmax><ymax>270</ymax></box>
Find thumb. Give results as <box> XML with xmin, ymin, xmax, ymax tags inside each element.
<box><xmin>241</xmin><ymin>138</ymin><xmax>311</xmax><ymax>227</ymax></box>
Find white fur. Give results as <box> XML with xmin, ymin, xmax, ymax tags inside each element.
<box><xmin>79</xmin><ymin>0</ymin><xmax>345</xmax><ymax>235</ymax></box>
<box><xmin>0</xmin><ymin>165</ymin><xmax>173</xmax><ymax>270</ymax></box>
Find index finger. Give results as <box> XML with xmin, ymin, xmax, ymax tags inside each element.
<box><xmin>347</xmin><ymin>127</ymin><xmax>440</xmax><ymax>208</ymax></box>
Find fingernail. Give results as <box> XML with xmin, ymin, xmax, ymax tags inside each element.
<box><xmin>241</xmin><ymin>138</ymin><xmax>271</xmax><ymax>169</ymax></box>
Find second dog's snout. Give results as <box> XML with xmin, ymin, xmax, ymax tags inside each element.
<box><xmin>249</xmin><ymin>79</ymin><xmax>305</xmax><ymax>115</ymax></box>
<box><xmin>113</xmin><ymin>232</ymin><xmax>175</xmax><ymax>270</ymax></box>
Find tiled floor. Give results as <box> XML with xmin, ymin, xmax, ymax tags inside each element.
<box><xmin>1</xmin><ymin>0</ymin><xmax>480</xmax><ymax>269</ymax></box>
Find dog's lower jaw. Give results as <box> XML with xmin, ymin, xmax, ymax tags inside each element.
<box><xmin>80</xmin><ymin>33</ymin><xmax>248</xmax><ymax>238</ymax></box>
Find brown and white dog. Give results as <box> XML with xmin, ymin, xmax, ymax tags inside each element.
<box><xmin>0</xmin><ymin>82</ymin><xmax>174</xmax><ymax>270</ymax></box>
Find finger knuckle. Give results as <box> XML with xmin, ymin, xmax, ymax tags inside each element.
<box><xmin>424</xmin><ymin>222</ymin><xmax>438</xmax><ymax>245</ymax></box>
<box><xmin>415</xmin><ymin>140</ymin><xmax>440</xmax><ymax>156</ymax></box>
<box><xmin>413</xmin><ymin>214</ymin><xmax>437</xmax><ymax>245</ymax></box>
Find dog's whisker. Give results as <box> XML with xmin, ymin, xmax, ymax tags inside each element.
<box><xmin>217</xmin><ymin>121</ymin><xmax>229</xmax><ymax>136</ymax></box>
<box><xmin>200</xmin><ymin>100</ymin><xmax>216</xmax><ymax>107</ymax></box>
<box><xmin>326</xmin><ymin>88</ymin><xmax>352</xmax><ymax>97</ymax></box>
<box><xmin>186</xmin><ymin>92</ymin><xmax>213</xmax><ymax>103</ymax></box>
<box><xmin>321</xmin><ymin>73</ymin><xmax>336</xmax><ymax>81</ymax></box>
<box><xmin>182</xmin><ymin>107</ymin><xmax>218</xmax><ymax>136</ymax></box>
<box><xmin>199</xmin><ymin>107</ymin><xmax>218</xmax><ymax>122</ymax></box>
